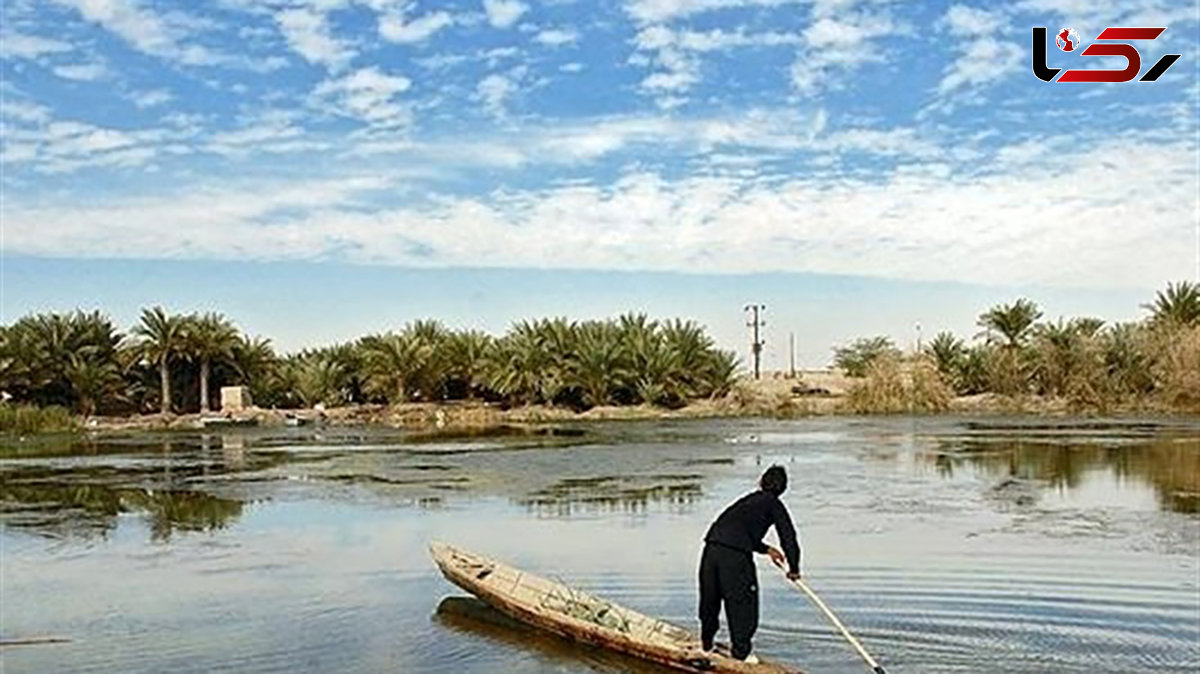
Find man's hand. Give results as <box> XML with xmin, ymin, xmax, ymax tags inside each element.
<box><xmin>765</xmin><ymin>545</ymin><xmax>785</xmax><ymax>567</ymax></box>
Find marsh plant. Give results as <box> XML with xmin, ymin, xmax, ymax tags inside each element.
<box><xmin>834</xmin><ymin>281</ymin><xmax>1200</xmax><ymax>414</ymax></box>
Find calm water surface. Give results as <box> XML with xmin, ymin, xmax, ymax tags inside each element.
<box><xmin>1</xmin><ymin>417</ymin><xmax>1198</xmax><ymax>673</ymax></box>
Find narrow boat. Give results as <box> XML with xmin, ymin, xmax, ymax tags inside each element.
<box><xmin>430</xmin><ymin>542</ymin><xmax>801</xmax><ymax>673</ymax></box>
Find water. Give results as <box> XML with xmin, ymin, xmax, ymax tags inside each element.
<box><xmin>1</xmin><ymin>417</ymin><xmax>1198</xmax><ymax>673</ymax></box>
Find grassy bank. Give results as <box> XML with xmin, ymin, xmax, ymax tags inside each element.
<box><xmin>0</xmin><ymin>404</ymin><xmax>77</xmax><ymax>435</ymax></box>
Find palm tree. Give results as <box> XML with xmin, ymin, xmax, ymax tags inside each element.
<box><xmin>231</xmin><ymin>335</ymin><xmax>276</xmax><ymax>398</ymax></box>
<box><xmin>359</xmin><ymin>332</ymin><xmax>427</xmax><ymax>403</ymax></box>
<box><xmin>978</xmin><ymin>299</ymin><xmax>1042</xmax><ymax>348</ymax></box>
<box><xmin>66</xmin><ymin>353</ymin><xmax>123</xmax><ymax>416</ymax></box>
<box><xmin>402</xmin><ymin>320</ymin><xmax>448</xmax><ymax>400</ymax></box>
<box><xmin>1103</xmin><ymin>323</ymin><xmax>1154</xmax><ymax>395</ymax></box>
<box><xmin>833</xmin><ymin>336</ymin><xmax>899</xmax><ymax>378</ymax></box>
<box><xmin>486</xmin><ymin>320</ymin><xmax>552</xmax><ymax>404</ymax></box>
<box><xmin>1144</xmin><ymin>281</ymin><xmax>1200</xmax><ymax>327</ymax></box>
<box><xmin>134</xmin><ymin>307</ymin><xmax>187</xmax><ymax>414</ymax></box>
<box><xmin>660</xmin><ymin>319</ymin><xmax>715</xmax><ymax>395</ymax></box>
<box><xmin>926</xmin><ymin>332</ymin><xmax>966</xmax><ymax>391</ymax></box>
<box><xmin>184</xmin><ymin>313</ymin><xmax>241</xmax><ymax>413</ymax></box>
<box><xmin>292</xmin><ymin>356</ymin><xmax>347</xmax><ymax>407</ymax></box>
<box><xmin>570</xmin><ymin>321</ymin><xmax>626</xmax><ymax>408</ymax></box>
<box><xmin>444</xmin><ymin>330</ymin><xmax>493</xmax><ymax>399</ymax></box>
<box><xmin>1070</xmin><ymin>317</ymin><xmax>1105</xmax><ymax>338</ymax></box>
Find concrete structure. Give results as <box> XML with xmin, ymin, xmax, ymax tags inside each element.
<box><xmin>220</xmin><ymin>386</ymin><xmax>253</xmax><ymax>412</ymax></box>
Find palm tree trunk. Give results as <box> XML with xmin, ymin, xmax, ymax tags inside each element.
<box><xmin>200</xmin><ymin>358</ymin><xmax>210</xmax><ymax>413</ymax></box>
<box><xmin>160</xmin><ymin>357</ymin><xmax>171</xmax><ymax>414</ymax></box>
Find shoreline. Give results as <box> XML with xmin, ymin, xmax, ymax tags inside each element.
<box><xmin>75</xmin><ymin>393</ymin><xmax>1192</xmax><ymax>435</ymax></box>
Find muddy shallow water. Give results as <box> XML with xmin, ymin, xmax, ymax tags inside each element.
<box><xmin>1</xmin><ymin>417</ymin><xmax>1198</xmax><ymax>673</ymax></box>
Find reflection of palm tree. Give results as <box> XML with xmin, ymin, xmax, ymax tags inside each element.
<box><xmin>927</xmin><ymin>436</ymin><xmax>1200</xmax><ymax>514</ymax></box>
<box><xmin>134</xmin><ymin>307</ymin><xmax>187</xmax><ymax>414</ymax></box>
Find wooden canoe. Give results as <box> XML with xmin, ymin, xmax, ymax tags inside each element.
<box><xmin>430</xmin><ymin>542</ymin><xmax>801</xmax><ymax>673</ymax></box>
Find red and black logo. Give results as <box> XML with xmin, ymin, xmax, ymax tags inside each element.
<box><xmin>1033</xmin><ymin>27</ymin><xmax>1181</xmax><ymax>83</ymax></box>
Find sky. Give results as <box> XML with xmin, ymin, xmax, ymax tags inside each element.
<box><xmin>1</xmin><ymin>0</ymin><xmax>1198</xmax><ymax>368</ymax></box>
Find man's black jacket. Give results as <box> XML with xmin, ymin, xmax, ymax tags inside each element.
<box><xmin>704</xmin><ymin>490</ymin><xmax>801</xmax><ymax>574</ymax></box>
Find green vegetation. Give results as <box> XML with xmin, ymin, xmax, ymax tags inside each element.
<box><xmin>0</xmin><ymin>404</ymin><xmax>76</xmax><ymax>434</ymax></box>
<box><xmin>837</xmin><ymin>281</ymin><xmax>1200</xmax><ymax>413</ymax></box>
<box><xmin>0</xmin><ymin>311</ymin><xmax>737</xmax><ymax>417</ymax></box>
<box><xmin>833</xmin><ymin>336</ymin><xmax>900</xmax><ymax>377</ymax></box>
<box><xmin>1</xmin><ymin>281</ymin><xmax>1194</xmax><ymax>424</ymax></box>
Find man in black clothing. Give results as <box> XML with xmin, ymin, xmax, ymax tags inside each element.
<box><xmin>699</xmin><ymin>465</ymin><xmax>801</xmax><ymax>662</ymax></box>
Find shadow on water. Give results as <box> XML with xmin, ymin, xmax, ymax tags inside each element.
<box><xmin>926</xmin><ymin>434</ymin><xmax>1200</xmax><ymax>514</ymax></box>
<box><xmin>434</xmin><ymin>597</ymin><xmax>671</xmax><ymax>674</ymax></box>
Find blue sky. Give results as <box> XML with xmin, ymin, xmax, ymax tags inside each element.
<box><xmin>1</xmin><ymin>0</ymin><xmax>1197</xmax><ymax>366</ymax></box>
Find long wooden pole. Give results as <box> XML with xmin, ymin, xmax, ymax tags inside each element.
<box><xmin>772</xmin><ymin>560</ymin><xmax>886</xmax><ymax>674</ymax></box>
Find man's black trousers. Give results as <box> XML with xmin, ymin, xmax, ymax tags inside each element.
<box><xmin>698</xmin><ymin>541</ymin><xmax>759</xmax><ymax>660</ymax></box>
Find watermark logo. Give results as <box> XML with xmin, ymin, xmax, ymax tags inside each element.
<box><xmin>1033</xmin><ymin>27</ymin><xmax>1181</xmax><ymax>83</ymax></box>
<box><xmin>1055</xmin><ymin>28</ymin><xmax>1080</xmax><ymax>52</ymax></box>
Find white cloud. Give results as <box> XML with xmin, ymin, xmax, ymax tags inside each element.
<box><xmin>276</xmin><ymin>7</ymin><xmax>356</xmax><ymax>69</ymax></box>
<box><xmin>7</xmin><ymin>137</ymin><xmax>1192</xmax><ymax>290</ymax></box>
<box><xmin>625</xmin><ymin>0</ymin><xmax>802</xmax><ymax>24</ymax></box>
<box><xmin>535</xmin><ymin>28</ymin><xmax>578</xmax><ymax>47</ymax></box>
<box><xmin>52</xmin><ymin>62</ymin><xmax>109</xmax><ymax>81</ymax></box>
<box><xmin>789</xmin><ymin>4</ymin><xmax>903</xmax><ymax>94</ymax></box>
<box><xmin>131</xmin><ymin>89</ymin><xmax>173</xmax><ymax>109</ymax></box>
<box><xmin>51</xmin><ymin>0</ymin><xmax>223</xmax><ymax>66</ymax></box>
<box><xmin>559</xmin><ymin>62</ymin><xmax>584</xmax><ymax>73</ymax></box>
<box><xmin>202</xmin><ymin>110</ymin><xmax>316</xmax><ymax>156</ymax></box>
<box><xmin>630</xmin><ymin>25</ymin><xmax>805</xmax><ymax>102</ymax></box>
<box><xmin>347</xmin><ymin>109</ymin><xmax>878</xmax><ymax>167</ymax></box>
<box><xmin>0</xmin><ymin>31</ymin><xmax>73</xmax><ymax>59</ymax></box>
<box><xmin>934</xmin><ymin>5</ymin><xmax>1021</xmax><ymax>96</ymax></box>
<box><xmin>482</xmin><ymin>0</ymin><xmax>527</xmax><ymax>29</ymax></box>
<box><xmin>1</xmin><ymin>100</ymin><xmax>52</xmax><ymax>124</ymax></box>
<box><xmin>475</xmin><ymin>72</ymin><xmax>519</xmax><ymax>118</ymax></box>
<box><xmin>379</xmin><ymin>6</ymin><xmax>454</xmax><ymax>43</ymax></box>
<box><xmin>313</xmin><ymin>66</ymin><xmax>413</xmax><ymax>126</ymax></box>
<box><xmin>2</xmin><ymin>115</ymin><xmax>174</xmax><ymax>173</ymax></box>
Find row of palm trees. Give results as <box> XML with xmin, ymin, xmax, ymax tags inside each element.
<box><xmin>267</xmin><ymin>315</ymin><xmax>737</xmax><ymax>411</ymax></box>
<box><xmin>0</xmin><ymin>310</ymin><xmax>737</xmax><ymax>416</ymax></box>
<box><xmin>838</xmin><ymin>281</ymin><xmax>1200</xmax><ymax>407</ymax></box>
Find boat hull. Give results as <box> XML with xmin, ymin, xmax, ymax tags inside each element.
<box><xmin>430</xmin><ymin>542</ymin><xmax>801</xmax><ymax>674</ymax></box>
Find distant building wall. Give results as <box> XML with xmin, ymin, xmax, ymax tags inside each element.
<box><xmin>220</xmin><ymin>386</ymin><xmax>253</xmax><ymax>412</ymax></box>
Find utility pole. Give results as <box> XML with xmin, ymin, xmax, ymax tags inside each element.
<box><xmin>915</xmin><ymin>322</ymin><xmax>923</xmax><ymax>353</ymax></box>
<box><xmin>745</xmin><ymin>304</ymin><xmax>766</xmax><ymax>380</ymax></box>
<box><xmin>789</xmin><ymin>331</ymin><xmax>796</xmax><ymax>379</ymax></box>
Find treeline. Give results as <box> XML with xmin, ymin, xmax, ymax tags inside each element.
<box><xmin>834</xmin><ymin>281</ymin><xmax>1200</xmax><ymax>412</ymax></box>
<box><xmin>0</xmin><ymin>310</ymin><xmax>737</xmax><ymax>418</ymax></box>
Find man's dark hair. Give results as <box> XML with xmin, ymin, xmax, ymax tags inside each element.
<box><xmin>760</xmin><ymin>465</ymin><xmax>787</xmax><ymax>495</ymax></box>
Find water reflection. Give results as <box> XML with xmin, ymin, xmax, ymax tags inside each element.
<box><xmin>928</xmin><ymin>436</ymin><xmax>1200</xmax><ymax>514</ymax></box>
<box><xmin>518</xmin><ymin>474</ymin><xmax>703</xmax><ymax>516</ymax></box>
<box><xmin>434</xmin><ymin>597</ymin><xmax>667</xmax><ymax>673</ymax></box>
<box><xmin>1</xmin><ymin>481</ymin><xmax>243</xmax><ymax>541</ymax></box>
<box><xmin>0</xmin><ymin>435</ymin><xmax>283</xmax><ymax>541</ymax></box>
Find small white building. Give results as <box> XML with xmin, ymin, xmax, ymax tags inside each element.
<box><xmin>220</xmin><ymin>386</ymin><xmax>253</xmax><ymax>412</ymax></box>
